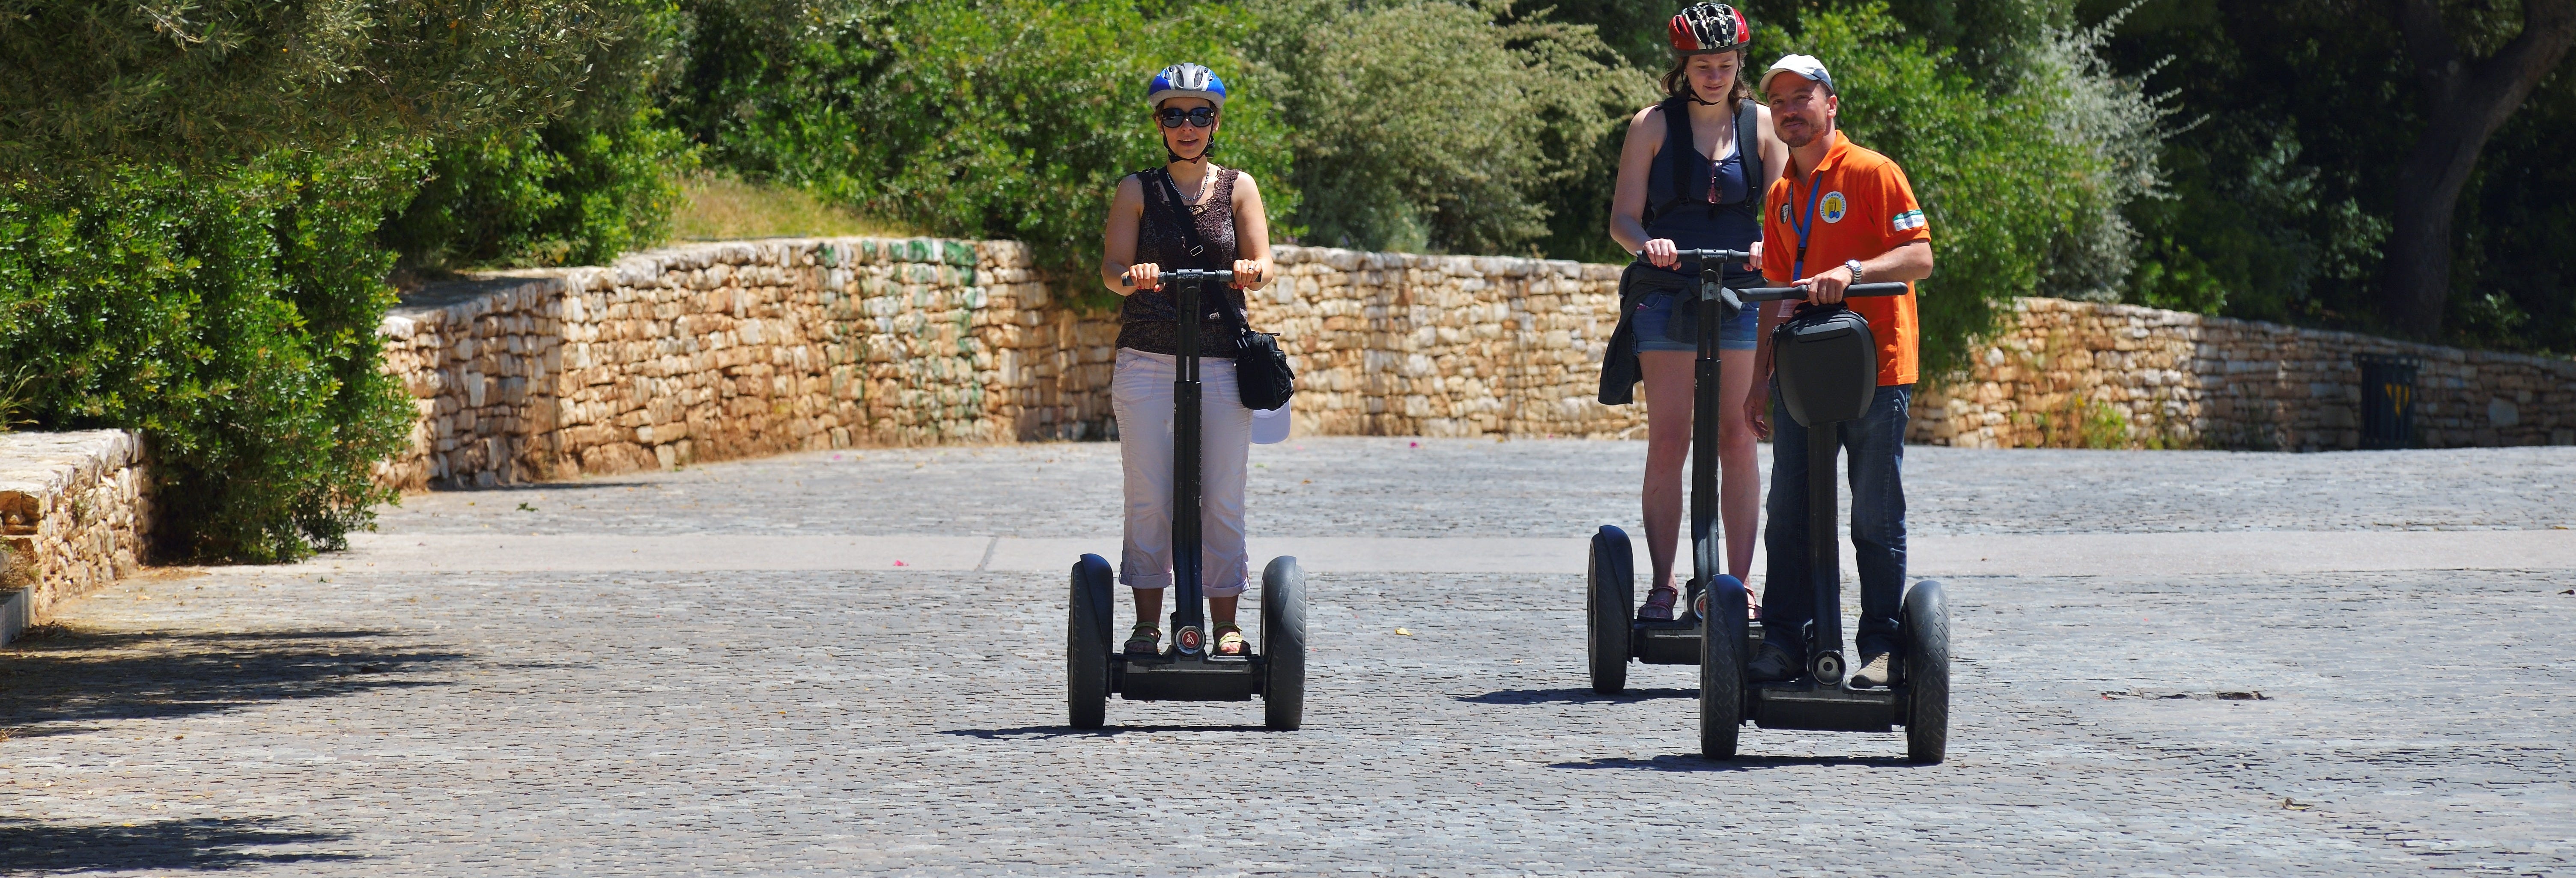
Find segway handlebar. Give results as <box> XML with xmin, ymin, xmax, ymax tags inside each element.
<box><xmin>1158</xmin><ymin>268</ymin><xmax>1236</xmax><ymax>287</ymax></box>
<box><xmin>1633</xmin><ymin>248</ymin><xmax>1753</xmax><ymax>265</ymax></box>
<box><xmin>1735</xmin><ymin>282</ymin><xmax>1911</xmax><ymax>302</ymax></box>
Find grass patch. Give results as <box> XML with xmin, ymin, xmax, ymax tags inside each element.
<box><xmin>668</xmin><ymin>174</ymin><xmax>898</xmax><ymax>241</ymax></box>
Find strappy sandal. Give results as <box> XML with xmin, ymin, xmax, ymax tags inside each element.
<box><xmin>1213</xmin><ymin>624</ymin><xmax>1248</xmax><ymax>656</ymax></box>
<box><xmin>1125</xmin><ymin>623</ymin><xmax>1162</xmax><ymax>657</ymax></box>
<box><xmin>1638</xmin><ymin>586</ymin><xmax>1679</xmax><ymax>622</ymax></box>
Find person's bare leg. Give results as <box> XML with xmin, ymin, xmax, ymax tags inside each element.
<box><xmin>1132</xmin><ymin>586</ymin><xmax>1165</xmax><ymax>627</ymax></box>
<box><xmin>1210</xmin><ymin>595</ymin><xmax>1238</xmax><ymax>628</ymax></box>
<box><xmin>1639</xmin><ymin>351</ymin><xmax>1697</xmax><ymax>595</ymax></box>
<box><xmin>1719</xmin><ymin>346</ymin><xmax>1763</xmax><ymax>581</ymax></box>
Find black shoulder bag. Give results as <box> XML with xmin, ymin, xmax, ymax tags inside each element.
<box><xmin>1151</xmin><ymin>168</ymin><xmax>1294</xmax><ymax>411</ymax></box>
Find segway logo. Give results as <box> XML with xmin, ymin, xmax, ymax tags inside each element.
<box><xmin>1820</xmin><ymin>192</ymin><xmax>1848</xmax><ymax>223</ymax></box>
<box><xmin>1175</xmin><ymin>626</ymin><xmax>1205</xmax><ymax>655</ymax></box>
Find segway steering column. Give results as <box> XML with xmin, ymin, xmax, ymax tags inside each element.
<box><xmin>1160</xmin><ymin>268</ymin><xmax>1235</xmax><ymax>658</ymax></box>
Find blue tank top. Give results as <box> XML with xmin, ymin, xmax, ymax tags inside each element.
<box><xmin>1644</xmin><ymin>100</ymin><xmax>1761</xmax><ymax>261</ymax></box>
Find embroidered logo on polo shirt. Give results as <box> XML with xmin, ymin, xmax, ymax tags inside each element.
<box><xmin>1893</xmin><ymin>209</ymin><xmax>1927</xmax><ymax>232</ymax></box>
<box><xmin>1820</xmin><ymin>192</ymin><xmax>1848</xmax><ymax>223</ymax></box>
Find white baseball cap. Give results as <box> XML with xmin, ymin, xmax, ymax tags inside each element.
<box><xmin>1759</xmin><ymin>54</ymin><xmax>1835</xmax><ymax>96</ymax></box>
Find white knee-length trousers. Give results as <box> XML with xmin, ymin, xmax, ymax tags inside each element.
<box><xmin>1111</xmin><ymin>348</ymin><xmax>1252</xmax><ymax>597</ymax></box>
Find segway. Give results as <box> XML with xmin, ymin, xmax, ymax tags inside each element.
<box><xmin>1586</xmin><ymin>249</ymin><xmax>1759</xmax><ymax>693</ymax></box>
<box><xmin>1696</xmin><ymin>277</ymin><xmax>1951</xmax><ymax>764</ymax></box>
<box><xmin>1067</xmin><ymin>268</ymin><xmax>1307</xmax><ymax>732</ymax></box>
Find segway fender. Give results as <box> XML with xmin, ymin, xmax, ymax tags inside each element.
<box><xmin>1902</xmin><ymin>579</ymin><xmax>1951</xmax><ymax>763</ymax></box>
<box><xmin>1586</xmin><ymin>526</ymin><xmax>1635</xmax><ymax>694</ymax></box>
<box><xmin>1067</xmin><ymin>554</ymin><xmax>1118</xmax><ymax>729</ymax></box>
<box><xmin>1261</xmin><ymin>556</ymin><xmax>1307</xmax><ymax>731</ymax></box>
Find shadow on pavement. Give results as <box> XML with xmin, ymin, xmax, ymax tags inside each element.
<box><xmin>0</xmin><ymin>627</ymin><xmax>467</xmax><ymax>736</ymax></box>
<box><xmin>940</xmin><ymin>724</ymin><xmax>1276</xmax><ymax>740</ymax></box>
<box><xmin>0</xmin><ymin>816</ymin><xmax>361</xmax><ymax>872</ymax></box>
<box><xmin>1550</xmin><ymin>753</ymin><xmax>1917</xmax><ymax>772</ymax></box>
<box><xmin>1458</xmin><ymin>688</ymin><xmax>1696</xmax><ymax>704</ymax></box>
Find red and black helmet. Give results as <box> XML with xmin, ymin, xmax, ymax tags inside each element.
<box><xmin>1668</xmin><ymin>3</ymin><xmax>1751</xmax><ymax>56</ymax></box>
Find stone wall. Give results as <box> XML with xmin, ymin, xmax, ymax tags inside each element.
<box><xmin>374</xmin><ymin>239</ymin><xmax>1645</xmax><ymax>490</ymax></box>
<box><xmin>376</xmin><ymin>238</ymin><xmax>1064</xmax><ymax>490</ymax></box>
<box><xmin>1911</xmin><ymin>298</ymin><xmax>2576</xmax><ymax>451</ymax></box>
<box><xmin>375</xmin><ymin>238</ymin><xmax>2576</xmax><ymax>491</ymax></box>
<box><xmin>0</xmin><ymin>430</ymin><xmax>153</xmax><ymax>635</ymax></box>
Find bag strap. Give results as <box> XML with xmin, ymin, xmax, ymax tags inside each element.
<box><xmin>1646</xmin><ymin>96</ymin><xmax>1696</xmax><ymax>223</ymax></box>
<box><xmin>1150</xmin><ymin>168</ymin><xmax>1252</xmax><ymax>333</ymax></box>
<box><xmin>1735</xmin><ymin>98</ymin><xmax>1762</xmax><ymax>214</ymax></box>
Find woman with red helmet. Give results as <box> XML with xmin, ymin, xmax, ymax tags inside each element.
<box><xmin>1096</xmin><ymin>63</ymin><xmax>1279</xmax><ymax>661</ymax></box>
<box><xmin>1603</xmin><ymin>3</ymin><xmax>1788</xmax><ymax>621</ymax></box>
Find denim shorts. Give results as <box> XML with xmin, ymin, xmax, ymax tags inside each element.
<box><xmin>1633</xmin><ymin>272</ymin><xmax>1763</xmax><ymax>353</ymax></box>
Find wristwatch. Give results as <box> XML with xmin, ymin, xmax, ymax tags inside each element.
<box><xmin>1843</xmin><ymin>258</ymin><xmax>1865</xmax><ymax>285</ymax></box>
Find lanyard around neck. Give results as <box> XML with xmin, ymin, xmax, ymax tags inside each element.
<box><xmin>1789</xmin><ymin>169</ymin><xmax>1825</xmax><ymax>280</ymax></box>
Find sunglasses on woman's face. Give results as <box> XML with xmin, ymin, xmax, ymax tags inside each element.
<box><xmin>1157</xmin><ymin>107</ymin><xmax>1218</xmax><ymax>128</ymax></box>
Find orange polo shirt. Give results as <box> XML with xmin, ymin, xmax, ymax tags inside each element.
<box><xmin>1761</xmin><ymin>136</ymin><xmax>1931</xmax><ymax>386</ymax></box>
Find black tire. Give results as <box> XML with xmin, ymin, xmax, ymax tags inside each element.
<box><xmin>1699</xmin><ymin>575</ymin><xmax>1748</xmax><ymax>759</ymax></box>
<box><xmin>1261</xmin><ymin>556</ymin><xmax>1307</xmax><ymax>731</ymax></box>
<box><xmin>1067</xmin><ymin>554</ymin><xmax>1116</xmax><ymax>729</ymax></box>
<box><xmin>1586</xmin><ymin>526</ymin><xmax>1634</xmax><ymax>695</ymax></box>
<box><xmin>1902</xmin><ymin>579</ymin><xmax>1951</xmax><ymax>763</ymax></box>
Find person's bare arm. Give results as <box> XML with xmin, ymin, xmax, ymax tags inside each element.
<box><xmin>1609</xmin><ymin>104</ymin><xmax>1679</xmax><ymax>268</ymax></box>
<box><xmin>1231</xmin><ymin>172</ymin><xmax>1276</xmax><ymax>291</ymax></box>
<box><xmin>1100</xmin><ymin>174</ymin><xmax>1157</xmax><ymax>293</ymax></box>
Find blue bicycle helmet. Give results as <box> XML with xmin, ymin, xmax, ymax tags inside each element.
<box><xmin>1146</xmin><ymin>63</ymin><xmax>1228</xmax><ymax>109</ymax></box>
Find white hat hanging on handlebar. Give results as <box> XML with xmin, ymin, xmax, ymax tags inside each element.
<box><xmin>1146</xmin><ymin>63</ymin><xmax>1228</xmax><ymax>109</ymax></box>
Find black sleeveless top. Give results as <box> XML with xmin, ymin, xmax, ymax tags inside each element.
<box><xmin>1643</xmin><ymin>98</ymin><xmax>1761</xmax><ymax>276</ymax></box>
<box><xmin>1118</xmin><ymin>165</ymin><xmax>1243</xmax><ymax>356</ymax></box>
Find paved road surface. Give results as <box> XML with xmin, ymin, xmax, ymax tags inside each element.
<box><xmin>3</xmin><ymin>438</ymin><xmax>2570</xmax><ymax>875</ymax></box>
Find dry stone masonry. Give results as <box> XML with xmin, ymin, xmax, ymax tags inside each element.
<box><xmin>1913</xmin><ymin>298</ymin><xmax>2576</xmax><ymax>451</ymax></box>
<box><xmin>0</xmin><ymin>430</ymin><xmax>152</xmax><ymax>634</ymax></box>
<box><xmin>372</xmin><ymin>238</ymin><xmax>2576</xmax><ymax>491</ymax></box>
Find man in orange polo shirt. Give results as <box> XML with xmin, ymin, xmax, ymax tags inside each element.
<box><xmin>1742</xmin><ymin>54</ymin><xmax>1936</xmax><ymax>688</ymax></box>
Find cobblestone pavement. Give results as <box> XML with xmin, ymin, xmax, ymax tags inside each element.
<box><xmin>3</xmin><ymin>439</ymin><xmax>2572</xmax><ymax>875</ymax></box>
<box><xmin>370</xmin><ymin>440</ymin><xmax>2576</xmax><ymax>538</ymax></box>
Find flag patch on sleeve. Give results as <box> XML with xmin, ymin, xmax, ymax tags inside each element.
<box><xmin>1892</xmin><ymin>209</ymin><xmax>1927</xmax><ymax>232</ymax></box>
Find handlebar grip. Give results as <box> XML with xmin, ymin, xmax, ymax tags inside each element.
<box><xmin>1632</xmin><ymin>248</ymin><xmax>1752</xmax><ymax>263</ymax></box>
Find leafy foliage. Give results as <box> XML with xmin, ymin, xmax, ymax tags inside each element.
<box><xmin>0</xmin><ymin>1</ymin><xmax>631</xmax><ymax>176</ymax></box>
<box><xmin>1248</xmin><ymin>0</ymin><xmax>1650</xmax><ymax>256</ymax></box>
<box><xmin>1769</xmin><ymin>5</ymin><xmax>2166</xmax><ymax>381</ymax></box>
<box><xmin>671</xmin><ymin>0</ymin><xmax>1296</xmax><ymax>301</ymax></box>
<box><xmin>0</xmin><ymin>158</ymin><xmax>416</xmax><ymax>562</ymax></box>
<box><xmin>379</xmin><ymin>1</ymin><xmax>694</xmax><ymax>270</ymax></box>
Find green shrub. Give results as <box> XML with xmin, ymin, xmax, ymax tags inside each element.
<box><xmin>676</xmin><ymin>0</ymin><xmax>1297</xmax><ymax>305</ymax></box>
<box><xmin>1773</xmin><ymin>5</ymin><xmax>2163</xmax><ymax>381</ymax></box>
<box><xmin>381</xmin><ymin>3</ymin><xmax>696</xmax><ymax>270</ymax></box>
<box><xmin>0</xmin><ymin>157</ymin><xmax>416</xmax><ymax>563</ymax></box>
<box><xmin>381</xmin><ymin>106</ymin><xmax>696</xmax><ymax>270</ymax></box>
<box><xmin>1248</xmin><ymin>0</ymin><xmax>1649</xmax><ymax>256</ymax></box>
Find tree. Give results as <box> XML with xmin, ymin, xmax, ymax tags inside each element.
<box><xmin>2382</xmin><ymin>0</ymin><xmax>2576</xmax><ymax>335</ymax></box>
<box><xmin>0</xmin><ymin>1</ymin><xmax>641</xmax><ymax>177</ymax></box>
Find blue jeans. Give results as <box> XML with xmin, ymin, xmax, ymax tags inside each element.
<box><xmin>1761</xmin><ymin>383</ymin><xmax>1911</xmax><ymax>659</ymax></box>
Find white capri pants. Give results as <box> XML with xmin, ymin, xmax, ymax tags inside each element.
<box><xmin>1112</xmin><ymin>347</ymin><xmax>1252</xmax><ymax>597</ymax></box>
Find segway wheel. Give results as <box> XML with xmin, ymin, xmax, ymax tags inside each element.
<box><xmin>1699</xmin><ymin>575</ymin><xmax>1748</xmax><ymax>759</ymax></box>
<box><xmin>1586</xmin><ymin>526</ymin><xmax>1634</xmax><ymax>695</ymax></box>
<box><xmin>1067</xmin><ymin>554</ymin><xmax>1117</xmax><ymax>729</ymax></box>
<box><xmin>1261</xmin><ymin>556</ymin><xmax>1308</xmax><ymax>731</ymax></box>
<box><xmin>1902</xmin><ymin>579</ymin><xmax>1951</xmax><ymax>763</ymax></box>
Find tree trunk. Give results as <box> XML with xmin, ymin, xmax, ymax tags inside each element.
<box><xmin>2381</xmin><ymin>0</ymin><xmax>2576</xmax><ymax>336</ymax></box>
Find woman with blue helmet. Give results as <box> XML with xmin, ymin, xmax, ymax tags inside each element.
<box><xmin>1604</xmin><ymin>3</ymin><xmax>1788</xmax><ymax>621</ymax></box>
<box><xmin>1097</xmin><ymin>62</ymin><xmax>1280</xmax><ymax>659</ymax></box>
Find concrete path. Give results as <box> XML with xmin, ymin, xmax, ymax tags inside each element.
<box><xmin>3</xmin><ymin>438</ymin><xmax>2572</xmax><ymax>875</ymax></box>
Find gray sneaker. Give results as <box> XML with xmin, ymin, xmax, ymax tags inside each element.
<box><xmin>1852</xmin><ymin>652</ymin><xmax>1898</xmax><ymax>688</ymax></box>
